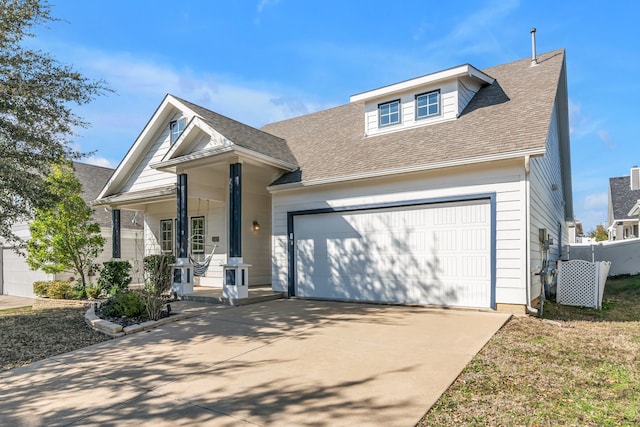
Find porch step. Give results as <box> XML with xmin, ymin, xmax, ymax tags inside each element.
<box><xmin>180</xmin><ymin>291</ymin><xmax>286</xmax><ymax>306</ymax></box>
<box><xmin>196</xmin><ymin>276</ymin><xmax>223</xmax><ymax>287</ymax></box>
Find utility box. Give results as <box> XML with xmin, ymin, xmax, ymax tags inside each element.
<box><xmin>222</xmin><ymin>262</ymin><xmax>251</xmax><ymax>299</ymax></box>
<box><xmin>171</xmin><ymin>258</ymin><xmax>193</xmax><ymax>296</ymax></box>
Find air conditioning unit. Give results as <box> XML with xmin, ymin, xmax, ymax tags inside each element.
<box><xmin>631</xmin><ymin>167</ymin><xmax>640</xmax><ymax>191</ymax></box>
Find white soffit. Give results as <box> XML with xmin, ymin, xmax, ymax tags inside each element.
<box><xmin>350</xmin><ymin>64</ymin><xmax>494</xmax><ymax>103</ymax></box>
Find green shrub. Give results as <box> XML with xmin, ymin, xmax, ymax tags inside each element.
<box><xmin>85</xmin><ymin>284</ymin><xmax>102</xmax><ymax>299</ymax></box>
<box><xmin>71</xmin><ymin>283</ymin><xmax>86</xmax><ymax>300</ymax></box>
<box><xmin>47</xmin><ymin>280</ymin><xmax>73</xmax><ymax>299</ymax></box>
<box><xmin>100</xmin><ymin>290</ymin><xmax>145</xmax><ymax>318</ymax></box>
<box><xmin>143</xmin><ymin>254</ymin><xmax>175</xmax><ymax>294</ymax></box>
<box><xmin>33</xmin><ymin>281</ymin><xmax>50</xmax><ymax>297</ymax></box>
<box><xmin>98</xmin><ymin>260</ymin><xmax>132</xmax><ymax>295</ymax></box>
<box><xmin>142</xmin><ymin>286</ymin><xmax>166</xmax><ymax>321</ymax></box>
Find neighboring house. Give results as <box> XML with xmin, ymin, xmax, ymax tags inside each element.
<box><xmin>0</xmin><ymin>162</ymin><xmax>143</xmax><ymax>298</ymax></box>
<box><xmin>607</xmin><ymin>167</ymin><xmax>640</xmax><ymax>240</ymax></box>
<box><xmin>95</xmin><ymin>49</ymin><xmax>573</xmax><ymax>312</ymax></box>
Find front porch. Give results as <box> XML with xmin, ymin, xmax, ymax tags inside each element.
<box><xmin>181</xmin><ymin>285</ymin><xmax>286</xmax><ymax>306</ymax></box>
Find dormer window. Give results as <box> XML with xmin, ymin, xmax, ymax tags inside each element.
<box><xmin>170</xmin><ymin>118</ymin><xmax>186</xmax><ymax>144</ymax></box>
<box><xmin>378</xmin><ymin>99</ymin><xmax>400</xmax><ymax>127</ymax></box>
<box><xmin>416</xmin><ymin>90</ymin><xmax>440</xmax><ymax>119</ymax></box>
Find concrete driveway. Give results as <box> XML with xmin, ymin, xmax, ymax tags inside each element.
<box><xmin>0</xmin><ymin>295</ymin><xmax>33</xmax><ymax>310</ymax></box>
<box><xmin>0</xmin><ymin>299</ymin><xmax>510</xmax><ymax>426</ymax></box>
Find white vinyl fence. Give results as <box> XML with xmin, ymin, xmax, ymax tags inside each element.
<box><xmin>568</xmin><ymin>238</ymin><xmax>640</xmax><ymax>276</ymax></box>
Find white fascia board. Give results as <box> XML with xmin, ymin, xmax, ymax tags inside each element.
<box><xmin>93</xmin><ymin>186</ymin><xmax>176</xmax><ymax>207</ymax></box>
<box><xmin>628</xmin><ymin>200</ymin><xmax>640</xmax><ymax>217</ymax></box>
<box><xmin>151</xmin><ymin>145</ymin><xmax>297</xmax><ymax>173</ymax></box>
<box><xmin>268</xmin><ymin>148</ymin><xmax>544</xmax><ymax>193</ymax></box>
<box><xmin>350</xmin><ymin>64</ymin><xmax>494</xmax><ymax>103</ymax></box>
<box><xmin>233</xmin><ymin>145</ymin><xmax>299</xmax><ymax>171</ymax></box>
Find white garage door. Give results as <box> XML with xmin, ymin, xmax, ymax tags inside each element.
<box><xmin>1</xmin><ymin>249</ymin><xmax>51</xmax><ymax>298</ymax></box>
<box><xmin>293</xmin><ymin>200</ymin><xmax>492</xmax><ymax>308</ymax></box>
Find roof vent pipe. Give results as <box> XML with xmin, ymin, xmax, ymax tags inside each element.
<box><xmin>530</xmin><ymin>28</ymin><xmax>538</xmax><ymax>66</ymax></box>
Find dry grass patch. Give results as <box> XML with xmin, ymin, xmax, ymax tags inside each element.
<box><xmin>0</xmin><ymin>306</ymin><xmax>110</xmax><ymax>372</ymax></box>
<box><xmin>419</xmin><ymin>275</ymin><xmax>640</xmax><ymax>426</ymax></box>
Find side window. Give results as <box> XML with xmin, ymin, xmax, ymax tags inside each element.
<box><xmin>170</xmin><ymin>118</ymin><xmax>187</xmax><ymax>144</ymax></box>
<box><xmin>378</xmin><ymin>99</ymin><xmax>400</xmax><ymax>127</ymax></box>
<box><xmin>160</xmin><ymin>219</ymin><xmax>173</xmax><ymax>253</ymax></box>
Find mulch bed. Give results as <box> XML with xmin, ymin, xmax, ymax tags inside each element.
<box><xmin>0</xmin><ymin>307</ymin><xmax>111</xmax><ymax>372</ymax></box>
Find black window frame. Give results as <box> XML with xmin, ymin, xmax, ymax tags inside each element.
<box><xmin>378</xmin><ymin>99</ymin><xmax>401</xmax><ymax>128</ymax></box>
<box><xmin>415</xmin><ymin>89</ymin><xmax>441</xmax><ymax>120</ymax></box>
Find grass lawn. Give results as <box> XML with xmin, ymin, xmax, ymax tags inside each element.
<box><xmin>419</xmin><ymin>274</ymin><xmax>640</xmax><ymax>426</ymax></box>
<box><xmin>0</xmin><ymin>306</ymin><xmax>110</xmax><ymax>372</ymax></box>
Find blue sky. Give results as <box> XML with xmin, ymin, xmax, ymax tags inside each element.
<box><xmin>31</xmin><ymin>0</ymin><xmax>639</xmax><ymax>232</ymax></box>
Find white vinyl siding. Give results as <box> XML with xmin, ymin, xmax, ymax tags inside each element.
<box><xmin>529</xmin><ymin>102</ymin><xmax>569</xmax><ymax>299</ymax></box>
<box><xmin>272</xmin><ymin>161</ymin><xmax>527</xmax><ymax>306</ymax></box>
<box><xmin>363</xmin><ymin>78</ymin><xmax>484</xmax><ymax>137</ymax></box>
<box><xmin>364</xmin><ymin>80</ymin><xmax>458</xmax><ymax>137</ymax></box>
<box><xmin>121</xmin><ymin>112</ymin><xmax>188</xmax><ymax>194</ymax></box>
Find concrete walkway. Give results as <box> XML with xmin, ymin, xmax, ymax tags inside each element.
<box><xmin>0</xmin><ymin>299</ymin><xmax>510</xmax><ymax>426</ymax></box>
<box><xmin>0</xmin><ymin>295</ymin><xmax>34</xmax><ymax>310</ymax></box>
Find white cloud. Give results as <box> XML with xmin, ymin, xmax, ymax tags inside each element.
<box><xmin>80</xmin><ymin>50</ymin><xmax>329</xmax><ymax>128</ymax></box>
<box><xmin>83</xmin><ymin>156</ymin><xmax>115</xmax><ymax>169</ymax></box>
<box><xmin>423</xmin><ymin>0</ymin><xmax>520</xmax><ymax>57</ymax></box>
<box><xmin>52</xmin><ymin>47</ymin><xmax>334</xmax><ymax>163</ymax></box>
<box><xmin>584</xmin><ymin>192</ymin><xmax>608</xmax><ymax>210</ymax></box>
<box><xmin>596</xmin><ymin>130</ymin><xmax>616</xmax><ymax>150</ymax></box>
<box><xmin>568</xmin><ymin>98</ymin><xmax>607</xmax><ymax>140</ymax></box>
<box><xmin>257</xmin><ymin>0</ymin><xmax>281</xmax><ymax>14</ymax></box>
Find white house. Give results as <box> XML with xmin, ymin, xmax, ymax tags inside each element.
<box><xmin>607</xmin><ymin>167</ymin><xmax>640</xmax><ymax>240</ymax></box>
<box><xmin>95</xmin><ymin>49</ymin><xmax>573</xmax><ymax>313</ymax></box>
<box><xmin>0</xmin><ymin>162</ymin><xmax>143</xmax><ymax>298</ymax></box>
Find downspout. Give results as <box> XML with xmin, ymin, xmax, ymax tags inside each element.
<box><xmin>524</xmin><ymin>155</ymin><xmax>538</xmax><ymax>314</ymax></box>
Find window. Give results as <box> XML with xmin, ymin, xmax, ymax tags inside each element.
<box><xmin>416</xmin><ymin>90</ymin><xmax>440</xmax><ymax>119</ymax></box>
<box><xmin>191</xmin><ymin>216</ymin><xmax>205</xmax><ymax>256</ymax></box>
<box><xmin>160</xmin><ymin>219</ymin><xmax>173</xmax><ymax>253</ymax></box>
<box><xmin>378</xmin><ymin>99</ymin><xmax>400</xmax><ymax>127</ymax></box>
<box><xmin>170</xmin><ymin>118</ymin><xmax>186</xmax><ymax>144</ymax></box>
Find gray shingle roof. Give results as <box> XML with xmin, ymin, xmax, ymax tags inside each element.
<box><xmin>262</xmin><ymin>49</ymin><xmax>566</xmax><ymax>186</ymax></box>
<box><xmin>72</xmin><ymin>162</ymin><xmax>141</xmax><ymax>229</ymax></box>
<box><xmin>172</xmin><ymin>96</ymin><xmax>298</xmax><ymax>166</ymax></box>
<box><xmin>609</xmin><ymin>175</ymin><xmax>640</xmax><ymax>220</ymax></box>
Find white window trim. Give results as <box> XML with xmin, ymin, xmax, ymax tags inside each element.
<box><xmin>160</xmin><ymin>219</ymin><xmax>174</xmax><ymax>253</ymax></box>
<box><xmin>170</xmin><ymin>118</ymin><xmax>187</xmax><ymax>144</ymax></box>
<box><xmin>415</xmin><ymin>89</ymin><xmax>441</xmax><ymax>120</ymax></box>
<box><xmin>190</xmin><ymin>216</ymin><xmax>205</xmax><ymax>254</ymax></box>
<box><xmin>378</xmin><ymin>99</ymin><xmax>401</xmax><ymax>128</ymax></box>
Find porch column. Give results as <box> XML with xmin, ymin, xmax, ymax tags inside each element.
<box><xmin>223</xmin><ymin>162</ymin><xmax>250</xmax><ymax>299</ymax></box>
<box><xmin>229</xmin><ymin>163</ymin><xmax>242</xmax><ymax>259</ymax></box>
<box><xmin>176</xmin><ymin>173</ymin><xmax>188</xmax><ymax>258</ymax></box>
<box><xmin>111</xmin><ymin>209</ymin><xmax>121</xmax><ymax>259</ymax></box>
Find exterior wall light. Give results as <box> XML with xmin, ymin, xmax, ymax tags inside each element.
<box><xmin>252</xmin><ymin>221</ymin><xmax>260</xmax><ymax>231</ymax></box>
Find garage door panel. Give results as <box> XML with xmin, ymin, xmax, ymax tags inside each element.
<box><xmin>294</xmin><ymin>199</ymin><xmax>492</xmax><ymax>308</ymax></box>
<box><xmin>2</xmin><ymin>249</ymin><xmax>50</xmax><ymax>298</ymax></box>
